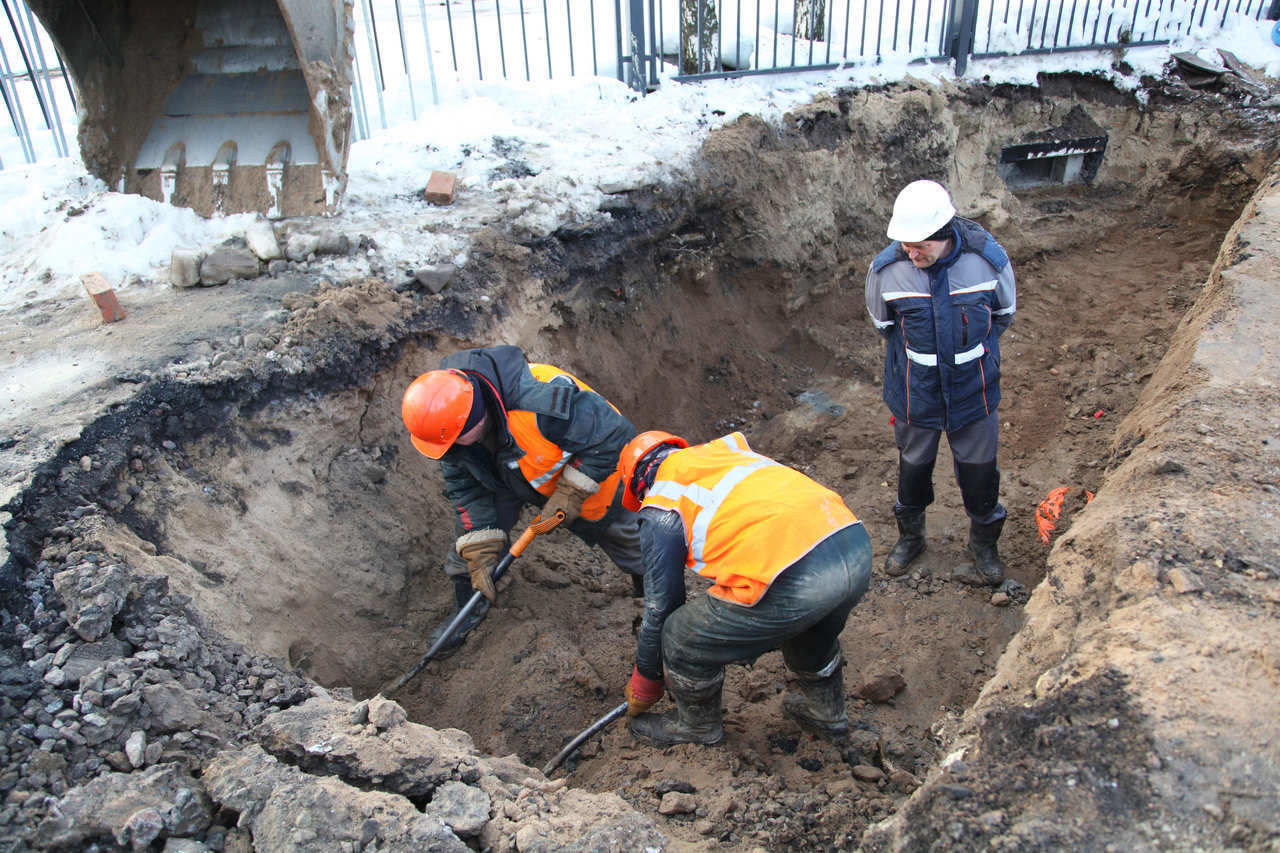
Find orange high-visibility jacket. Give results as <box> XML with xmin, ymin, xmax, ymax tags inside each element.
<box><xmin>640</xmin><ymin>432</ymin><xmax>859</xmax><ymax>605</ymax></box>
<box><xmin>505</xmin><ymin>363</ymin><xmax>623</xmax><ymax>522</ymax></box>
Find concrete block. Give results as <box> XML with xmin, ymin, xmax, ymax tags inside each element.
<box><xmin>81</xmin><ymin>273</ymin><xmax>124</xmax><ymax>323</ymax></box>
<box><xmin>285</xmin><ymin>232</ymin><xmax>322</xmax><ymax>261</ymax></box>
<box><xmin>200</xmin><ymin>245</ymin><xmax>260</xmax><ymax>286</ymax></box>
<box><xmin>425</xmin><ymin>171</ymin><xmax>456</xmax><ymax>205</ymax></box>
<box><xmin>170</xmin><ymin>249</ymin><xmax>203</xmax><ymax>288</ymax></box>
<box><xmin>244</xmin><ymin>219</ymin><xmax>282</xmax><ymax>261</ymax></box>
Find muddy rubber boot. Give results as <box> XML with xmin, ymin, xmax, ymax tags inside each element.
<box><xmin>427</xmin><ymin>575</ymin><xmax>491</xmax><ymax>659</ymax></box>
<box><xmin>952</xmin><ymin>519</ymin><xmax>1006</xmax><ymax>587</ymax></box>
<box><xmin>783</xmin><ymin>656</ymin><xmax>849</xmax><ymax>738</ymax></box>
<box><xmin>628</xmin><ymin>670</ymin><xmax>725</xmax><ymax>747</ymax></box>
<box><xmin>884</xmin><ymin>511</ymin><xmax>926</xmax><ymax>577</ymax></box>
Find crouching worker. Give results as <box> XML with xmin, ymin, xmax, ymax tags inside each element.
<box><xmin>618</xmin><ymin>430</ymin><xmax>872</xmax><ymax>746</ymax></box>
<box><xmin>400</xmin><ymin>345</ymin><xmax>644</xmax><ymax>657</ymax></box>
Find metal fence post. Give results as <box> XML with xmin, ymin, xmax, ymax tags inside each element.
<box><xmin>945</xmin><ymin>0</ymin><xmax>980</xmax><ymax>75</ymax></box>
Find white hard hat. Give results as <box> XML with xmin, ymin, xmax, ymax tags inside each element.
<box><xmin>886</xmin><ymin>180</ymin><xmax>956</xmax><ymax>242</ymax></box>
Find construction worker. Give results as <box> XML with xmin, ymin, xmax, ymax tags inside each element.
<box><xmin>618</xmin><ymin>430</ymin><xmax>872</xmax><ymax>746</ymax></box>
<box><xmin>401</xmin><ymin>345</ymin><xmax>643</xmax><ymax>655</ymax></box>
<box><xmin>865</xmin><ymin>179</ymin><xmax>1017</xmax><ymax>587</ymax></box>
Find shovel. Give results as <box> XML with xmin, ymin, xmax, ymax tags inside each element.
<box><xmin>542</xmin><ymin>701</ymin><xmax>629</xmax><ymax>777</ymax></box>
<box><xmin>379</xmin><ymin>510</ymin><xmax>565</xmax><ymax>697</ymax></box>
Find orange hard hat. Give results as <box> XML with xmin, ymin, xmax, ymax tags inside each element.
<box><xmin>618</xmin><ymin>430</ymin><xmax>689</xmax><ymax>511</ymax></box>
<box><xmin>401</xmin><ymin>369</ymin><xmax>475</xmax><ymax>458</ymax></box>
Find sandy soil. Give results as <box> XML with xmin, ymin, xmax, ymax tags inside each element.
<box><xmin>2</xmin><ymin>72</ymin><xmax>1279</xmax><ymax>851</ymax></box>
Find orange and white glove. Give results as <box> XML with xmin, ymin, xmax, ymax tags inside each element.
<box><xmin>541</xmin><ymin>466</ymin><xmax>598</xmax><ymax>525</ymax></box>
<box><xmin>456</xmin><ymin>529</ymin><xmax>506</xmax><ymax>602</ymax></box>
<box><xmin>625</xmin><ymin>666</ymin><xmax>665</xmax><ymax>717</ymax></box>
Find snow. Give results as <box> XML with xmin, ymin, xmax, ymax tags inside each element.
<box><xmin>0</xmin><ymin>14</ymin><xmax>1276</xmax><ymax>313</ymax></box>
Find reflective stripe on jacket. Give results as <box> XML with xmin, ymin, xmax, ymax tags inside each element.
<box><xmin>640</xmin><ymin>432</ymin><xmax>859</xmax><ymax>606</ymax></box>
<box><xmin>507</xmin><ymin>363</ymin><xmax>622</xmax><ymax>521</ymax></box>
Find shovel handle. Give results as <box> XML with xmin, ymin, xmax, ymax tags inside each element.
<box><xmin>377</xmin><ymin>510</ymin><xmax>566</xmax><ymax>697</ymax></box>
<box><xmin>541</xmin><ymin>701</ymin><xmax>629</xmax><ymax>777</ymax></box>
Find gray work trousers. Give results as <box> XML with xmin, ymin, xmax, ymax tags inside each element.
<box><xmin>659</xmin><ymin>523</ymin><xmax>872</xmax><ymax>682</ymax></box>
<box><xmin>894</xmin><ymin>410</ymin><xmax>1006</xmax><ymax>525</ymax></box>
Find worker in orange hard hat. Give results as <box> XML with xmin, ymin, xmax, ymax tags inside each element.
<box><xmin>401</xmin><ymin>345</ymin><xmax>644</xmax><ymax>656</ymax></box>
<box><xmin>617</xmin><ymin>430</ymin><xmax>873</xmax><ymax>746</ymax></box>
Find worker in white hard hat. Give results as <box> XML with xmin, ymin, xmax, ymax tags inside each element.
<box><xmin>864</xmin><ymin>180</ymin><xmax>1017</xmax><ymax>587</ymax></box>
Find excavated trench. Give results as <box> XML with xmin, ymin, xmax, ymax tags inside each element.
<box><xmin>5</xmin><ymin>76</ymin><xmax>1279</xmax><ymax>848</ymax></box>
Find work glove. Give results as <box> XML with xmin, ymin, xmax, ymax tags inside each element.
<box><xmin>625</xmin><ymin>666</ymin><xmax>665</xmax><ymax>717</ymax></box>
<box><xmin>456</xmin><ymin>528</ymin><xmax>507</xmax><ymax>602</ymax></box>
<box><xmin>541</xmin><ymin>466</ymin><xmax>598</xmax><ymax>525</ymax></box>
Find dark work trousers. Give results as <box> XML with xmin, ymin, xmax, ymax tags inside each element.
<box><xmin>443</xmin><ymin>489</ymin><xmax>644</xmax><ymax>578</ymax></box>
<box><xmin>660</xmin><ymin>523</ymin><xmax>873</xmax><ymax>682</ymax></box>
<box><xmin>893</xmin><ymin>410</ymin><xmax>1006</xmax><ymax>526</ymax></box>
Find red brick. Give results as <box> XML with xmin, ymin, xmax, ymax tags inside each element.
<box><xmin>424</xmin><ymin>171</ymin><xmax>456</xmax><ymax>205</ymax></box>
<box><xmin>81</xmin><ymin>272</ymin><xmax>125</xmax><ymax>323</ymax></box>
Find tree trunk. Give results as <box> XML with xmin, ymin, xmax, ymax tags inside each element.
<box><xmin>680</xmin><ymin>0</ymin><xmax>719</xmax><ymax>74</ymax></box>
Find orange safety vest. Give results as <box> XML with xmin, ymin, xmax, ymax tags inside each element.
<box><xmin>504</xmin><ymin>363</ymin><xmax>623</xmax><ymax>522</ymax></box>
<box><xmin>641</xmin><ymin>432</ymin><xmax>859</xmax><ymax>606</ymax></box>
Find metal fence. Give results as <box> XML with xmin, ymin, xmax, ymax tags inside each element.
<box><xmin>0</xmin><ymin>0</ymin><xmax>74</xmax><ymax>169</ymax></box>
<box><xmin>1</xmin><ymin>0</ymin><xmax>1276</xmax><ymax>168</ymax></box>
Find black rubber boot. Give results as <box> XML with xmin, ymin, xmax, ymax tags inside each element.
<box><xmin>952</xmin><ymin>519</ymin><xmax>1006</xmax><ymax>587</ymax></box>
<box><xmin>883</xmin><ymin>511</ymin><xmax>926</xmax><ymax>577</ymax></box>
<box><xmin>783</xmin><ymin>655</ymin><xmax>849</xmax><ymax>738</ymax></box>
<box><xmin>427</xmin><ymin>575</ymin><xmax>490</xmax><ymax>659</ymax></box>
<box><xmin>628</xmin><ymin>670</ymin><xmax>725</xmax><ymax>746</ymax></box>
<box><xmin>631</xmin><ymin>573</ymin><xmax>645</xmax><ymax>598</ymax></box>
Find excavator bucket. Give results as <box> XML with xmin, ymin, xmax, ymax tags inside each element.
<box><xmin>27</xmin><ymin>0</ymin><xmax>353</xmax><ymax>218</ymax></box>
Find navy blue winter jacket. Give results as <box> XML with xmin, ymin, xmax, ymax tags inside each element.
<box><xmin>864</xmin><ymin>218</ymin><xmax>1016</xmax><ymax>431</ymax></box>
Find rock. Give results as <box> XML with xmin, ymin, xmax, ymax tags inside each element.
<box><xmin>199</xmin><ymin>245</ymin><xmax>260</xmax><ymax>285</ymax></box>
<box><xmin>366</xmin><ymin>695</ymin><xmax>407</xmax><ymax>730</ymax></box>
<box><xmin>990</xmin><ymin>591</ymin><xmax>1011</xmax><ymax>606</ymax></box>
<box><xmin>314</xmin><ymin>230</ymin><xmax>351</xmax><ymax>256</ymax></box>
<box><xmin>202</xmin><ymin>744</ymin><xmax>468</xmax><ymax>852</ymax></box>
<box><xmin>169</xmin><ymin>248</ymin><xmax>203</xmax><ymax>288</ymax></box>
<box><xmin>140</xmin><ymin>682</ymin><xmax>215</xmax><ymax>733</ymax></box>
<box><xmin>1168</xmin><ymin>568</ymin><xmax>1205</xmax><ymax>594</ymax></box>
<box><xmin>856</xmin><ymin>671</ymin><xmax>907</xmax><ymax>703</ymax></box>
<box><xmin>163</xmin><ymin>839</ymin><xmax>210</xmax><ymax>853</ymax></box>
<box><xmin>852</xmin><ymin>765</ymin><xmax>885</xmax><ymax>783</ymax></box>
<box><xmin>426</xmin><ymin>780</ymin><xmax>491</xmax><ymax>836</ymax></box>
<box><xmin>155</xmin><ymin>617</ymin><xmax>200</xmax><ymax>662</ymax></box>
<box><xmin>125</xmin><ymin>731</ymin><xmax>146</xmax><ymax>768</ymax></box>
<box><xmin>52</xmin><ymin>563</ymin><xmax>132</xmax><ymax>642</ymax></box>
<box><xmin>244</xmin><ymin>219</ymin><xmax>282</xmax><ymax>260</ymax></box>
<box><xmin>124</xmin><ymin>806</ymin><xmax>166</xmax><ymax>849</ymax></box>
<box><xmin>845</xmin><ymin>729</ymin><xmax>881</xmax><ymax>766</ymax></box>
<box><xmin>34</xmin><ymin>762</ymin><xmax>213</xmax><ymax>849</ymax></box>
<box><xmin>414</xmin><ymin>264</ymin><xmax>457</xmax><ymax>294</ymax></box>
<box><xmin>658</xmin><ymin>791</ymin><xmax>697</xmax><ymax>814</ymax></box>
<box><xmin>652</xmin><ymin>778</ymin><xmax>696</xmax><ymax>796</ymax></box>
<box><xmin>64</xmin><ymin>638</ymin><xmax>131</xmax><ymax>683</ymax></box>
<box><xmin>285</xmin><ymin>233</ymin><xmax>322</xmax><ymax>261</ymax></box>
<box><xmin>888</xmin><ymin>768</ymin><xmax>920</xmax><ymax>791</ymax></box>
